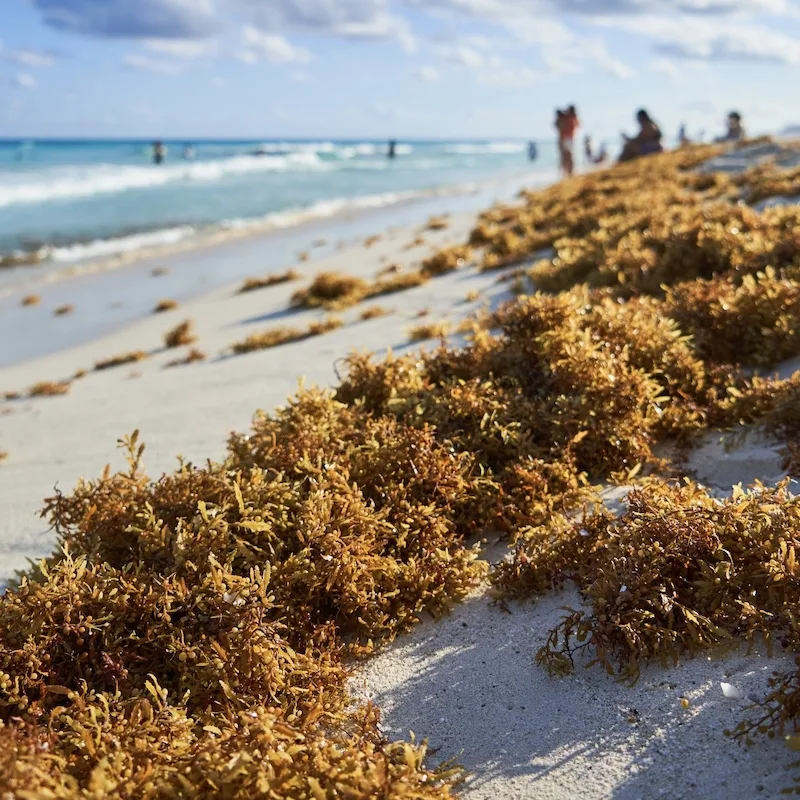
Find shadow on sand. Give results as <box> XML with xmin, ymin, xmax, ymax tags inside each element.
<box><xmin>355</xmin><ymin>586</ymin><xmax>795</xmax><ymax>800</ymax></box>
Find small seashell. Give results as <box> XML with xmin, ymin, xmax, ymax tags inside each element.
<box><xmin>720</xmin><ymin>682</ymin><xmax>745</xmax><ymax>700</ymax></box>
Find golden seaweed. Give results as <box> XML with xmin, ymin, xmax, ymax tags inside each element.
<box><xmin>231</xmin><ymin>316</ymin><xmax>342</xmax><ymax>354</ymax></box>
<box><xmin>164</xmin><ymin>319</ymin><xmax>197</xmax><ymax>348</ymax></box>
<box><xmin>238</xmin><ymin>268</ymin><xmax>300</xmax><ymax>294</ymax></box>
<box><xmin>153</xmin><ymin>298</ymin><xmax>178</xmax><ymax>313</ymax></box>
<box><xmin>291</xmin><ymin>272</ymin><xmax>370</xmax><ymax>310</ymax></box>
<box><xmin>94</xmin><ymin>351</ymin><xmax>148</xmax><ymax>371</ymax></box>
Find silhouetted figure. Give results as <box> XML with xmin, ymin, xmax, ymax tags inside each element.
<box><xmin>528</xmin><ymin>141</ymin><xmax>538</xmax><ymax>162</ymax></box>
<box><xmin>716</xmin><ymin>111</ymin><xmax>745</xmax><ymax>142</ymax></box>
<box><xmin>584</xmin><ymin>135</ymin><xmax>593</xmax><ymax>162</ymax></box>
<box><xmin>388</xmin><ymin>139</ymin><xmax>397</xmax><ymax>159</ymax></box>
<box><xmin>619</xmin><ymin>109</ymin><xmax>663</xmax><ymax>163</ymax></box>
<box><xmin>678</xmin><ymin>123</ymin><xmax>690</xmax><ymax>146</ymax></box>
<box><xmin>152</xmin><ymin>140</ymin><xmax>167</xmax><ymax>165</ymax></box>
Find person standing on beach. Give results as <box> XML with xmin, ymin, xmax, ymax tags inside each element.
<box><xmin>584</xmin><ymin>135</ymin><xmax>593</xmax><ymax>163</ymax></box>
<box><xmin>528</xmin><ymin>141</ymin><xmax>538</xmax><ymax>162</ymax></box>
<box><xmin>556</xmin><ymin>105</ymin><xmax>579</xmax><ymax>176</ymax></box>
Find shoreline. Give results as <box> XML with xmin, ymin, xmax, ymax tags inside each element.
<box><xmin>0</xmin><ymin>167</ymin><xmax>555</xmax><ymax>369</ymax></box>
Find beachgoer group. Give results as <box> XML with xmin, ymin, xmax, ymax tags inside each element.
<box><xmin>545</xmin><ymin>108</ymin><xmax>747</xmax><ymax>172</ymax></box>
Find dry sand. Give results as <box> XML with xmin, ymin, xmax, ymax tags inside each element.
<box><xmin>0</xmin><ymin>185</ymin><xmax>798</xmax><ymax>799</ymax></box>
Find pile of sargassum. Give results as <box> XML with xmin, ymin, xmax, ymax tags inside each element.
<box><xmin>4</xmin><ymin>143</ymin><xmax>800</xmax><ymax>798</ymax></box>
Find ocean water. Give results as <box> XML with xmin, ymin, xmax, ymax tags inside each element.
<box><xmin>0</xmin><ymin>138</ymin><xmax>557</xmax><ymax>265</ymax></box>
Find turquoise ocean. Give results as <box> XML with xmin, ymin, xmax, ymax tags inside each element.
<box><xmin>0</xmin><ymin>138</ymin><xmax>557</xmax><ymax>265</ymax></box>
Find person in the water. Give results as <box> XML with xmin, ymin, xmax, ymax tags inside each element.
<box><xmin>388</xmin><ymin>139</ymin><xmax>397</xmax><ymax>159</ymax></box>
<box><xmin>152</xmin><ymin>141</ymin><xmax>167</xmax><ymax>164</ymax></box>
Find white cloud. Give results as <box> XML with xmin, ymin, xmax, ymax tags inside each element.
<box><xmin>600</xmin><ymin>15</ymin><xmax>800</xmax><ymax>63</ymax></box>
<box><xmin>438</xmin><ymin>43</ymin><xmax>486</xmax><ymax>67</ymax></box>
<box><xmin>649</xmin><ymin>56</ymin><xmax>681</xmax><ymax>78</ymax></box>
<box><xmin>5</xmin><ymin>49</ymin><xmax>56</xmax><ymax>67</ymax></box>
<box><xmin>406</xmin><ymin>0</ymin><xmax>789</xmax><ymax>19</ymax></box>
<box><xmin>122</xmin><ymin>52</ymin><xmax>182</xmax><ymax>74</ymax></box>
<box><xmin>239</xmin><ymin>0</ymin><xmax>415</xmax><ymax>50</ymax></box>
<box><xmin>13</xmin><ymin>73</ymin><xmax>38</xmax><ymax>89</ymax></box>
<box><xmin>234</xmin><ymin>50</ymin><xmax>258</xmax><ymax>64</ymax></box>
<box><xmin>144</xmin><ymin>38</ymin><xmax>218</xmax><ymax>57</ymax></box>
<box><xmin>477</xmin><ymin>65</ymin><xmax>540</xmax><ymax>86</ymax></box>
<box><xmin>580</xmin><ymin>38</ymin><xmax>633</xmax><ymax>77</ymax></box>
<box><xmin>239</xmin><ymin>25</ymin><xmax>311</xmax><ymax>64</ymax></box>
<box><xmin>414</xmin><ymin>64</ymin><xmax>442</xmax><ymax>81</ymax></box>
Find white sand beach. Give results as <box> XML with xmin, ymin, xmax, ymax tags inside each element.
<box><xmin>1</xmin><ymin>151</ymin><xmax>799</xmax><ymax>799</ymax></box>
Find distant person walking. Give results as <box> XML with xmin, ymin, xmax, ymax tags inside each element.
<box><xmin>152</xmin><ymin>140</ymin><xmax>167</xmax><ymax>165</ymax></box>
<box><xmin>584</xmin><ymin>135</ymin><xmax>593</xmax><ymax>162</ymax></box>
<box><xmin>556</xmin><ymin>104</ymin><xmax>579</xmax><ymax>176</ymax></box>
<box><xmin>619</xmin><ymin>109</ymin><xmax>663</xmax><ymax>163</ymax></box>
<box><xmin>679</xmin><ymin>123</ymin><xmax>690</xmax><ymax>146</ymax></box>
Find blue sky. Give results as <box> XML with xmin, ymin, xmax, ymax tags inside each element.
<box><xmin>2</xmin><ymin>0</ymin><xmax>800</xmax><ymax>140</ymax></box>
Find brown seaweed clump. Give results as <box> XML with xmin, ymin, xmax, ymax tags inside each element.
<box><xmin>359</xmin><ymin>305</ymin><xmax>392</xmax><ymax>321</ymax></box>
<box><xmin>452</xmin><ymin>144</ymin><xmax>800</xmax><ymax>293</ymax></box>
<box><xmin>0</xmin><ymin>416</ymin><xmax>482</xmax><ymax>797</ymax></box>
<box><xmin>238</xmin><ymin>268</ymin><xmax>300</xmax><ymax>294</ymax></box>
<box><xmin>94</xmin><ymin>351</ymin><xmax>148</xmax><ymax>371</ymax></box>
<box><xmin>741</xmin><ymin>161</ymin><xmax>800</xmax><ymax>205</ymax></box>
<box><xmin>426</xmin><ymin>215</ymin><xmax>450</xmax><ymax>231</ymax></box>
<box><xmin>421</xmin><ymin>245</ymin><xmax>472</xmax><ymax>278</ymax></box>
<box><xmin>517</xmin><ymin>482</ymin><xmax>800</xmax><ymax>684</ymax></box>
<box><xmin>28</xmin><ymin>380</ymin><xmax>71</xmax><ymax>397</ymax></box>
<box><xmin>20</xmin><ymin>295</ymin><xmax>40</xmax><ymax>307</ymax></box>
<box><xmin>409</xmin><ymin>321</ymin><xmax>452</xmax><ymax>342</ymax></box>
<box><xmin>291</xmin><ymin>272</ymin><xmax>369</xmax><ymax>310</ymax></box>
<box><xmin>153</xmin><ymin>298</ymin><xmax>179</xmax><ymax>313</ymax></box>
<box><xmin>164</xmin><ymin>319</ymin><xmax>197</xmax><ymax>348</ymax></box>
<box><xmin>53</xmin><ymin>304</ymin><xmax>74</xmax><ymax>316</ymax></box>
<box><xmin>164</xmin><ymin>347</ymin><xmax>207</xmax><ymax>368</ymax></box>
<box><xmin>664</xmin><ymin>268</ymin><xmax>800</xmax><ymax>367</ymax></box>
<box><xmin>231</xmin><ymin>316</ymin><xmax>342</xmax><ymax>354</ymax></box>
<box><xmin>367</xmin><ymin>270</ymin><xmax>428</xmax><ymax>297</ymax></box>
